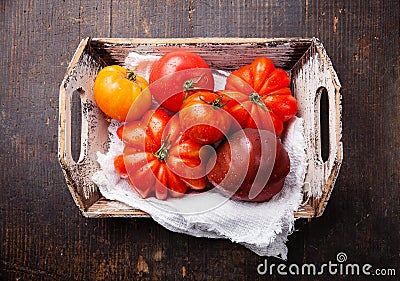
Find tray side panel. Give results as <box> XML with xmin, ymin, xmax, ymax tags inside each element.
<box><xmin>86</xmin><ymin>198</ymin><xmax>150</xmax><ymax>218</ymax></box>
<box><xmin>291</xmin><ymin>39</ymin><xmax>342</xmax><ymax>217</ymax></box>
<box><xmin>90</xmin><ymin>38</ymin><xmax>312</xmax><ymax>71</ymax></box>
<box><xmin>59</xmin><ymin>39</ymin><xmax>108</xmax><ymax>212</ymax></box>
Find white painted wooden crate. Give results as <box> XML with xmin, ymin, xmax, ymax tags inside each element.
<box><xmin>58</xmin><ymin>37</ymin><xmax>342</xmax><ymax>218</ymax></box>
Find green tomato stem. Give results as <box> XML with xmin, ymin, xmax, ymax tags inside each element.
<box><xmin>249</xmin><ymin>92</ymin><xmax>270</xmax><ymax>112</ymax></box>
<box><xmin>126</xmin><ymin>70</ymin><xmax>137</xmax><ymax>82</ymax></box>
<box><xmin>199</xmin><ymin>94</ymin><xmax>230</xmax><ymax>110</ymax></box>
<box><xmin>154</xmin><ymin>135</ymin><xmax>172</xmax><ymax>161</ymax></box>
<box><xmin>182</xmin><ymin>72</ymin><xmax>206</xmax><ymax>101</ymax></box>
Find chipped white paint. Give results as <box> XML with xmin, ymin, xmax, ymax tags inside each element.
<box><xmin>291</xmin><ymin>38</ymin><xmax>342</xmax><ymax>217</ymax></box>
<box><xmin>58</xmin><ymin>38</ymin><xmax>107</xmax><ymax>209</ymax></box>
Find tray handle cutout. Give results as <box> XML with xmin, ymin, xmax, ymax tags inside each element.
<box><xmin>315</xmin><ymin>86</ymin><xmax>330</xmax><ymax>163</ymax></box>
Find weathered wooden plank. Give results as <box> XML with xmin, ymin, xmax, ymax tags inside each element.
<box><xmin>1</xmin><ymin>0</ymin><xmax>399</xmax><ymax>280</ymax></box>
<box><xmin>0</xmin><ymin>0</ymin><xmax>112</xmax><ymax>280</ymax></box>
<box><xmin>90</xmin><ymin>37</ymin><xmax>312</xmax><ymax>70</ymax></box>
<box><xmin>300</xmin><ymin>0</ymin><xmax>400</xmax><ymax>271</ymax></box>
<box><xmin>109</xmin><ymin>0</ymin><xmax>192</xmax><ymax>38</ymax></box>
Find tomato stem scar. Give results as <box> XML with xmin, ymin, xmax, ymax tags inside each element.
<box><xmin>249</xmin><ymin>92</ymin><xmax>270</xmax><ymax>112</ymax></box>
<box><xmin>126</xmin><ymin>70</ymin><xmax>137</xmax><ymax>82</ymax></box>
<box><xmin>199</xmin><ymin>94</ymin><xmax>230</xmax><ymax>110</ymax></box>
<box><xmin>182</xmin><ymin>72</ymin><xmax>206</xmax><ymax>101</ymax></box>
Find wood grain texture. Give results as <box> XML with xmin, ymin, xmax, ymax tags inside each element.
<box><xmin>1</xmin><ymin>1</ymin><xmax>399</xmax><ymax>280</ymax></box>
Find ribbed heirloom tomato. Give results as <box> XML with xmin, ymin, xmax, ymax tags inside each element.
<box><xmin>114</xmin><ymin>109</ymin><xmax>208</xmax><ymax>200</ymax></box>
<box><xmin>224</xmin><ymin>57</ymin><xmax>298</xmax><ymax>136</ymax></box>
<box><xmin>149</xmin><ymin>51</ymin><xmax>214</xmax><ymax>112</ymax></box>
<box><xmin>94</xmin><ymin>65</ymin><xmax>151</xmax><ymax>122</ymax></box>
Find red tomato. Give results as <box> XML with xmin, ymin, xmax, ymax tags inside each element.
<box><xmin>179</xmin><ymin>91</ymin><xmax>232</xmax><ymax>145</ymax></box>
<box><xmin>207</xmin><ymin>128</ymin><xmax>290</xmax><ymax>202</ymax></box>
<box><xmin>149</xmin><ymin>51</ymin><xmax>214</xmax><ymax>112</ymax></box>
<box><xmin>225</xmin><ymin>57</ymin><xmax>298</xmax><ymax>136</ymax></box>
<box><xmin>115</xmin><ymin>109</ymin><xmax>208</xmax><ymax>200</ymax></box>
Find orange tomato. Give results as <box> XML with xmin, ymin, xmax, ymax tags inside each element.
<box><xmin>93</xmin><ymin>65</ymin><xmax>151</xmax><ymax>121</ymax></box>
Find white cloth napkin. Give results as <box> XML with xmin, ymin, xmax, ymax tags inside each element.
<box><xmin>91</xmin><ymin>52</ymin><xmax>307</xmax><ymax>259</ymax></box>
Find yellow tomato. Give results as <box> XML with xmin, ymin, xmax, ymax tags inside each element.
<box><xmin>94</xmin><ymin>65</ymin><xmax>151</xmax><ymax>121</ymax></box>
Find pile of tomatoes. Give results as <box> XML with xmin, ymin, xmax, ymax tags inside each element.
<box><xmin>93</xmin><ymin>51</ymin><xmax>298</xmax><ymax>202</ymax></box>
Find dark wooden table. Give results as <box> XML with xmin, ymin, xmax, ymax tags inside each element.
<box><xmin>1</xmin><ymin>1</ymin><xmax>399</xmax><ymax>280</ymax></box>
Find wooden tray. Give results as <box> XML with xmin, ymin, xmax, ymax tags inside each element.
<box><xmin>58</xmin><ymin>37</ymin><xmax>342</xmax><ymax>218</ymax></box>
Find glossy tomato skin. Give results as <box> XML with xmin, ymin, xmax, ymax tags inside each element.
<box><xmin>221</xmin><ymin>89</ymin><xmax>297</xmax><ymax>136</ymax></box>
<box><xmin>179</xmin><ymin>91</ymin><xmax>232</xmax><ymax>145</ymax></box>
<box><xmin>149</xmin><ymin>51</ymin><xmax>214</xmax><ymax>112</ymax></box>
<box><xmin>225</xmin><ymin>57</ymin><xmax>298</xmax><ymax>136</ymax></box>
<box><xmin>117</xmin><ymin>109</ymin><xmax>170</xmax><ymax>153</ymax></box>
<box><xmin>94</xmin><ymin>65</ymin><xmax>152</xmax><ymax>122</ymax></box>
<box><xmin>114</xmin><ymin>109</ymin><xmax>208</xmax><ymax>200</ymax></box>
<box><xmin>207</xmin><ymin>128</ymin><xmax>290</xmax><ymax>202</ymax></box>
<box><xmin>113</xmin><ymin>154</ymin><xmax>128</xmax><ymax>176</ymax></box>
